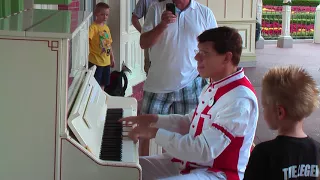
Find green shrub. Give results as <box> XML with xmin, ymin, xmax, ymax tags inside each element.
<box><xmin>291</xmin><ymin>18</ymin><xmax>315</xmax><ymax>23</ymax></box>
<box><xmin>291</xmin><ymin>31</ymin><xmax>314</xmax><ymax>36</ymax></box>
<box><xmin>263</xmin><ymin>0</ymin><xmax>320</xmax><ymax>7</ymax></box>
<box><xmin>262</xmin><ymin>12</ymin><xmax>315</xmax><ymax>19</ymax></box>
<box><xmin>263</xmin><ymin>31</ymin><xmax>314</xmax><ymax>40</ymax></box>
<box><xmin>263</xmin><ymin>18</ymin><xmax>315</xmax><ymax>23</ymax></box>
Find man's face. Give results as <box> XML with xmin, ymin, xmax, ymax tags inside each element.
<box><xmin>95</xmin><ymin>8</ymin><xmax>109</xmax><ymax>23</ymax></box>
<box><xmin>194</xmin><ymin>42</ymin><xmax>226</xmax><ymax>79</ymax></box>
<box><xmin>172</xmin><ymin>0</ymin><xmax>189</xmax><ymax>8</ymax></box>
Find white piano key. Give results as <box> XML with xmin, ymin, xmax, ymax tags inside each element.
<box><xmin>121</xmin><ymin>140</ymin><xmax>137</xmax><ymax>163</ymax></box>
<box><xmin>121</xmin><ymin>108</ymin><xmax>138</xmax><ymax>162</ymax></box>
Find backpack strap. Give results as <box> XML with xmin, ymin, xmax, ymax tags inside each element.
<box><xmin>120</xmin><ymin>70</ymin><xmax>128</xmax><ymax>94</ymax></box>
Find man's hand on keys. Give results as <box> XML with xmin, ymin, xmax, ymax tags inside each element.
<box><xmin>119</xmin><ymin>115</ymin><xmax>159</xmax><ymax>143</ymax></box>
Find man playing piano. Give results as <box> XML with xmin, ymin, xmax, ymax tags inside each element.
<box><xmin>120</xmin><ymin>26</ymin><xmax>259</xmax><ymax>180</ymax></box>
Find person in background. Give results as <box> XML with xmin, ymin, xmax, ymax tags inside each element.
<box><xmin>132</xmin><ymin>0</ymin><xmax>164</xmax><ymax>74</ymax></box>
<box><xmin>255</xmin><ymin>18</ymin><xmax>261</xmax><ymax>43</ymax></box>
<box><xmin>121</xmin><ymin>27</ymin><xmax>259</xmax><ymax>180</ymax></box>
<box><xmin>244</xmin><ymin>66</ymin><xmax>320</xmax><ymax>180</ymax></box>
<box><xmin>88</xmin><ymin>2</ymin><xmax>115</xmax><ymax>91</ymax></box>
<box><xmin>139</xmin><ymin>0</ymin><xmax>218</xmax><ymax>156</ymax></box>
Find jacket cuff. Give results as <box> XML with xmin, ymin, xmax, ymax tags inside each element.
<box><xmin>155</xmin><ymin>128</ymin><xmax>173</xmax><ymax>147</ymax></box>
<box><xmin>154</xmin><ymin>115</ymin><xmax>170</xmax><ymax>128</ymax></box>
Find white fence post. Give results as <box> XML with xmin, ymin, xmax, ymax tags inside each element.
<box><xmin>256</xmin><ymin>0</ymin><xmax>264</xmax><ymax>49</ymax></box>
<box><xmin>314</xmin><ymin>4</ymin><xmax>320</xmax><ymax>43</ymax></box>
<box><xmin>277</xmin><ymin>0</ymin><xmax>293</xmax><ymax>48</ymax></box>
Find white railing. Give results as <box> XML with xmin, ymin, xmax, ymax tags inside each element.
<box><xmin>314</xmin><ymin>4</ymin><xmax>320</xmax><ymax>43</ymax></box>
<box><xmin>33</xmin><ymin>4</ymin><xmax>58</xmax><ymax>10</ymax></box>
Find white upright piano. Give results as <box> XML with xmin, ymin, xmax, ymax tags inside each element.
<box><xmin>0</xmin><ymin>9</ymin><xmax>141</xmax><ymax>180</ymax></box>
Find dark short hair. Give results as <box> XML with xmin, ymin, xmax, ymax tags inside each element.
<box><xmin>197</xmin><ymin>26</ymin><xmax>243</xmax><ymax>66</ymax></box>
<box><xmin>94</xmin><ymin>2</ymin><xmax>110</xmax><ymax>14</ymax></box>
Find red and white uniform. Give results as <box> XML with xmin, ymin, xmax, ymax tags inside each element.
<box><xmin>140</xmin><ymin>68</ymin><xmax>259</xmax><ymax>180</ymax></box>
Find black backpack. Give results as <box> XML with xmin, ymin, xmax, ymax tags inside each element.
<box><xmin>104</xmin><ymin>66</ymin><xmax>131</xmax><ymax>97</ymax></box>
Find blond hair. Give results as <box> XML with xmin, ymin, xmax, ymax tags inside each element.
<box><xmin>262</xmin><ymin>66</ymin><xmax>319</xmax><ymax>121</ymax></box>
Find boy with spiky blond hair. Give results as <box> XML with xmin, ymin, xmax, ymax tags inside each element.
<box><xmin>244</xmin><ymin>66</ymin><xmax>320</xmax><ymax>180</ymax></box>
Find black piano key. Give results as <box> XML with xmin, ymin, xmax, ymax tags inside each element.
<box><xmin>107</xmin><ymin>108</ymin><xmax>123</xmax><ymax>115</ymax></box>
<box><xmin>106</xmin><ymin>113</ymin><xmax>122</xmax><ymax>119</ymax></box>
<box><xmin>99</xmin><ymin>108</ymin><xmax>124</xmax><ymax>161</ymax></box>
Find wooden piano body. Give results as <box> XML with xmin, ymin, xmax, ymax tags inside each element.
<box><xmin>0</xmin><ymin>9</ymin><xmax>141</xmax><ymax>180</ymax></box>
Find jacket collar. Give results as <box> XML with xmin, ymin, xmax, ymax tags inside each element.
<box><xmin>210</xmin><ymin>68</ymin><xmax>245</xmax><ymax>89</ymax></box>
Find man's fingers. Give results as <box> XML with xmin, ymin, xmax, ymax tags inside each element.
<box><xmin>163</xmin><ymin>17</ymin><xmax>176</xmax><ymax>24</ymax></box>
<box><xmin>163</xmin><ymin>10</ymin><xmax>176</xmax><ymax>16</ymax></box>
<box><xmin>118</xmin><ymin>116</ymin><xmax>137</xmax><ymax>125</ymax></box>
<box><xmin>161</xmin><ymin>11</ymin><xmax>176</xmax><ymax>22</ymax></box>
<box><xmin>163</xmin><ymin>15</ymin><xmax>176</xmax><ymax>21</ymax></box>
<box><xmin>128</xmin><ymin>128</ymin><xmax>140</xmax><ymax>143</ymax></box>
<box><xmin>169</xmin><ymin>18</ymin><xmax>176</xmax><ymax>23</ymax></box>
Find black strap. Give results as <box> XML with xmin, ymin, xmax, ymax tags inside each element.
<box><xmin>120</xmin><ymin>71</ymin><xmax>128</xmax><ymax>94</ymax></box>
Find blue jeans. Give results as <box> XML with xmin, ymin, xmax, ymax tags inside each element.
<box><xmin>88</xmin><ymin>62</ymin><xmax>111</xmax><ymax>86</ymax></box>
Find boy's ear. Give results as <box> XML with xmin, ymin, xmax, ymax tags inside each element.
<box><xmin>277</xmin><ymin>105</ymin><xmax>286</xmax><ymax>120</ymax></box>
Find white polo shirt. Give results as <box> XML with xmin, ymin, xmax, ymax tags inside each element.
<box><xmin>142</xmin><ymin>0</ymin><xmax>218</xmax><ymax>93</ymax></box>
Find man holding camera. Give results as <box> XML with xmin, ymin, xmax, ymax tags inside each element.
<box><xmin>132</xmin><ymin>0</ymin><xmax>164</xmax><ymax>74</ymax></box>
<box><xmin>139</xmin><ymin>0</ymin><xmax>217</xmax><ymax>156</ymax></box>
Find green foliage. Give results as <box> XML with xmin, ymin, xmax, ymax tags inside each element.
<box><xmin>264</xmin><ymin>31</ymin><xmax>314</xmax><ymax>40</ymax></box>
<box><xmin>264</xmin><ymin>18</ymin><xmax>314</xmax><ymax>23</ymax></box>
<box><xmin>263</xmin><ymin>0</ymin><xmax>320</xmax><ymax>7</ymax></box>
<box><xmin>262</xmin><ymin>12</ymin><xmax>315</xmax><ymax>24</ymax></box>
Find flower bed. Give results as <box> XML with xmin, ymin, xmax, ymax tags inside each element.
<box><xmin>261</xmin><ymin>5</ymin><xmax>316</xmax><ymax>40</ymax></box>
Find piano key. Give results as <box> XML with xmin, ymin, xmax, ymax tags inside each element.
<box><xmin>121</xmin><ymin>140</ymin><xmax>135</xmax><ymax>162</ymax></box>
<box><xmin>100</xmin><ymin>108</ymin><xmax>124</xmax><ymax>161</ymax></box>
<box><xmin>107</xmin><ymin>108</ymin><xmax>123</xmax><ymax>114</ymax></box>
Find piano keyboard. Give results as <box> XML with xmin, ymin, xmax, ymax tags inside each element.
<box><xmin>100</xmin><ymin>108</ymin><xmax>124</xmax><ymax>161</ymax></box>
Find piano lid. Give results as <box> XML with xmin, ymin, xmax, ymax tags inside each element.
<box><xmin>68</xmin><ymin>66</ymin><xmax>108</xmax><ymax>158</ymax></box>
<box><xmin>67</xmin><ymin>70</ymin><xmax>86</xmax><ymax>114</ymax></box>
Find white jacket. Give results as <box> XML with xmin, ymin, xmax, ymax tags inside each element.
<box><xmin>154</xmin><ymin>68</ymin><xmax>259</xmax><ymax>180</ymax></box>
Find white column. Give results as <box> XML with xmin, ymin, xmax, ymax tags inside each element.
<box><xmin>24</xmin><ymin>0</ymin><xmax>34</xmax><ymax>10</ymax></box>
<box><xmin>33</xmin><ymin>4</ymin><xmax>58</xmax><ymax>9</ymax></box>
<box><xmin>256</xmin><ymin>0</ymin><xmax>264</xmax><ymax>49</ymax></box>
<box><xmin>314</xmin><ymin>4</ymin><xmax>320</xmax><ymax>43</ymax></box>
<box><xmin>277</xmin><ymin>1</ymin><xmax>293</xmax><ymax>48</ymax></box>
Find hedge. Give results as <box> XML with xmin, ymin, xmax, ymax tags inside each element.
<box><xmin>263</xmin><ymin>18</ymin><xmax>315</xmax><ymax>23</ymax></box>
<box><xmin>264</xmin><ymin>35</ymin><xmax>313</xmax><ymax>40</ymax></box>
<box><xmin>263</xmin><ymin>0</ymin><xmax>320</xmax><ymax>7</ymax></box>
<box><xmin>262</xmin><ymin>13</ymin><xmax>316</xmax><ymax>19</ymax></box>
<box><xmin>264</xmin><ymin>32</ymin><xmax>314</xmax><ymax>40</ymax></box>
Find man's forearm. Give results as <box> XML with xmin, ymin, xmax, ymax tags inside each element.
<box><xmin>131</xmin><ymin>15</ymin><xmax>142</xmax><ymax>33</ymax></box>
<box><xmin>140</xmin><ymin>24</ymin><xmax>166</xmax><ymax>49</ymax></box>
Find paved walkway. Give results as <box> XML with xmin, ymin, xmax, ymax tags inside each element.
<box><xmin>245</xmin><ymin>43</ymin><xmax>320</xmax><ymax>144</ymax></box>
